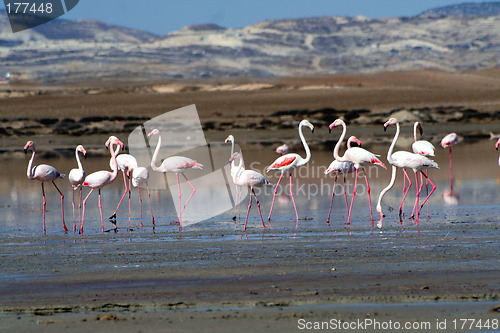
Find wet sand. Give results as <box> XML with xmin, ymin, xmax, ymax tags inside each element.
<box><xmin>0</xmin><ymin>213</ymin><xmax>499</xmax><ymax>332</ymax></box>
<box><xmin>0</xmin><ymin>70</ymin><xmax>500</xmax><ymax>331</ymax></box>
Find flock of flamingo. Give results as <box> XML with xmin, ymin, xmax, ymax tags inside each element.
<box><xmin>24</xmin><ymin>118</ymin><xmax>493</xmax><ymax>234</ymax></box>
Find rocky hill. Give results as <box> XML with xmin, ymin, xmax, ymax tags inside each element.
<box><xmin>420</xmin><ymin>1</ymin><xmax>500</xmax><ymax>17</ymax></box>
<box><xmin>1</xmin><ymin>3</ymin><xmax>500</xmax><ymax>82</ymax></box>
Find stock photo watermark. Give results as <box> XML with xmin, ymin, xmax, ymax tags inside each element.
<box><xmin>4</xmin><ymin>0</ymin><xmax>79</xmax><ymax>32</ymax></box>
<box><xmin>127</xmin><ymin>105</ymin><xmax>381</xmax><ymax>226</ymax></box>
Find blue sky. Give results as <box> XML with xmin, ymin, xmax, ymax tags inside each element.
<box><xmin>1</xmin><ymin>0</ymin><xmax>493</xmax><ymax>35</ymax></box>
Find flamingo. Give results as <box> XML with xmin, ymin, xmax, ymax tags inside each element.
<box><xmin>324</xmin><ymin>136</ymin><xmax>360</xmax><ymax>224</ymax></box>
<box><xmin>440</xmin><ymin>133</ymin><xmax>458</xmax><ymax>194</ymax></box>
<box><xmin>230</xmin><ymin>152</ymin><xmax>273</xmax><ymax>231</ymax></box>
<box><xmin>81</xmin><ymin>136</ymin><xmax>124</xmax><ymax>233</ymax></box>
<box><xmin>24</xmin><ymin>141</ymin><xmax>67</xmax><ymax>234</ymax></box>
<box><xmin>412</xmin><ymin>122</ymin><xmax>435</xmax><ymax>216</ymax></box>
<box><xmin>266</xmin><ymin>119</ymin><xmax>314</xmax><ymax>227</ymax></box>
<box><xmin>329</xmin><ymin>119</ymin><xmax>386</xmax><ymax>225</ymax></box>
<box><xmin>148</xmin><ymin>129</ymin><xmax>203</xmax><ymax>229</ymax></box>
<box><xmin>376</xmin><ymin>118</ymin><xmax>439</xmax><ymax>221</ymax></box>
<box><xmin>107</xmin><ymin>141</ymin><xmax>138</xmax><ymax>221</ymax></box>
<box><xmin>275</xmin><ymin>144</ymin><xmax>289</xmax><ymax>155</ymax></box>
<box><xmin>68</xmin><ymin>145</ymin><xmax>87</xmax><ymax>232</ymax></box>
<box><xmin>496</xmin><ymin>138</ymin><xmax>500</xmax><ymax>166</ymax></box>
<box><xmin>225</xmin><ymin>135</ymin><xmax>244</xmax><ymax>220</ymax></box>
<box><xmin>130</xmin><ymin>165</ymin><xmax>155</xmax><ymax>226</ymax></box>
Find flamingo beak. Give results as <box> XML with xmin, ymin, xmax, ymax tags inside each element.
<box><xmin>384</xmin><ymin>125</ymin><xmax>387</xmax><ymax>132</ymax></box>
<box><xmin>24</xmin><ymin>148</ymin><xmax>28</xmax><ymax>154</ymax></box>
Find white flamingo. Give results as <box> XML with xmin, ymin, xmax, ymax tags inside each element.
<box><xmin>225</xmin><ymin>134</ymin><xmax>244</xmax><ymax>220</ymax></box>
<box><xmin>275</xmin><ymin>144</ymin><xmax>289</xmax><ymax>155</ymax></box>
<box><xmin>108</xmin><ymin>141</ymin><xmax>138</xmax><ymax>221</ymax></box>
<box><xmin>81</xmin><ymin>136</ymin><xmax>123</xmax><ymax>233</ymax></box>
<box><xmin>412</xmin><ymin>122</ymin><xmax>435</xmax><ymax>216</ymax></box>
<box><xmin>324</xmin><ymin>136</ymin><xmax>360</xmax><ymax>224</ymax></box>
<box><xmin>130</xmin><ymin>165</ymin><xmax>155</xmax><ymax>226</ymax></box>
<box><xmin>24</xmin><ymin>141</ymin><xmax>67</xmax><ymax>234</ymax></box>
<box><xmin>329</xmin><ymin>119</ymin><xmax>386</xmax><ymax>225</ymax></box>
<box><xmin>230</xmin><ymin>152</ymin><xmax>273</xmax><ymax>231</ymax></box>
<box><xmin>266</xmin><ymin>119</ymin><xmax>314</xmax><ymax>228</ymax></box>
<box><xmin>377</xmin><ymin>118</ymin><xmax>439</xmax><ymax>221</ymax></box>
<box><xmin>440</xmin><ymin>133</ymin><xmax>459</xmax><ymax>194</ymax></box>
<box><xmin>148</xmin><ymin>129</ymin><xmax>203</xmax><ymax>230</ymax></box>
<box><xmin>68</xmin><ymin>145</ymin><xmax>87</xmax><ymax>232</ymax></box>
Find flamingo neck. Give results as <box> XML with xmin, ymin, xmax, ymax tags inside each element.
<box><xmin>387</xmin><ymin>121</ymin><xmax>400</xmax><ymax>164</ymax></box>
<box><xmin>297</xmin><ymin>123</ymin><xmax>311</xmax><ymax>167</ymax></box>
<box><xmin>109</xmin><ymin>142</ymin><xmax>119</xmax><ymax>180</ymax></box>
<box><xmin>413</xmin><ymin>123</ymin><xmax>418</xmax><ymax>142</ymax></box>
<box><xmin>234</xmin><ymin>155</ymin><xmax>244</xmax><ymax>180</ymax></box>
<box><xmin>229</xmin><ymin>138</ymin><xmax>236</xmax><ymax>169</ymax></box>
<box><xmin>75</xmin><ymin>149</ymin><xmax>84</xmax><ymax>172</ymax></box>
<box><xmin>150</xmin><ymin>133</ymin><xmax>162</xmax><ymax>172</ymax></box>
<box><xmin>26</xmin><ymin>146</ymin><xmax>35</xmax><ymax>180</ymax></box>
<box><xmin>333</xmin><ymin>121</ymin><xmax>347</xmax><ymax>162</ymax></box>
<box><xmin>114</xmin><ymin>143</ymin><xmax>121</xmax><ymax>157</ymax></box>
<box><xmin>376</xmin><ymin>165</ymin><xmax>397</xmax><ymax>214</ymax></box>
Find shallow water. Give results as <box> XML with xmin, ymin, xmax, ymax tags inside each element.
<box><xmin>3</xmin><ymin>138</ymin><xmax>500</xmax><ymax>237</ymax></box>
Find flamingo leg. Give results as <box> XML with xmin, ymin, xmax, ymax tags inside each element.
<box><xmin>449</xmin><ymin>146</ymin><xmax>454</xmax><ymax>192</ymax></box>
<box><xmin>110</xmin><ymin>171</ymin><xmax>127</xmax><ymax>220</ymax></box>
<box><xmin>237</xmin><ymin>185</ymin><xmax>242</xmax><ymax>220</ymax></box>
<box><xmin>411</xmin><ymin>172</ymin><xmax>420</xmax><ymax>222</ymax></box>
<box><xmin>176</xmin><ymin>173</ymin><xmax>182</xmax><ymax>228</ymax></box>
<box><xmin>362</xmin><ymin>170</ymin><xmax>374</xmax><ymax>227</ymax></box>
<box><xmin>243</xmin><ymin>189</ymin><xmax>252</xmax><ymax>231</ymax></box>
<box><xmin>252</xmin><ymin>188</ymin><xmax>266</xmax><ymax>230</ymax></box>
<box><xmin>180</xmin><ymin>173</ymin><xmax>197</xmax><ymax>216</ymax></box>
<box><xmin>81</xmin><ymin>188</ymin><xmax>94</xmax><ymax>233</ymax></box>
<box><xmin>418</xmin><ymin>171</ymin><xmax>437</xmax><ymax>215</ymax></box>
<box><xmin>128</xmin><ymin>173</ymin><xmax>132</xmax><ymax>223</ymax></box>
<box><xmin>146</xmin><ymin>183</ymin><xmax>155</xmax><ymax>225</ymax></box>
<box><xmin>289</xmin><ymin>172</ymin><xmax>299</xmax><ymax>228</ymax></box>
<box><xmin>347</xmin><ymin>168</ymin><xmax>359</xmax><ymax>224</ymax></box>
<box><xmin>399</xmin><ymin>169</ymin><xmax>412</xmax><ymax>216</ymax></box>
<box><xmin>72</xmin><ymin>187</ymin><xmax>76</xmax><ymax>232</ymax></box>
<box><xmin>343</xmin><ymin>176</ymin><xmax>349</xmax><ymax>214</ymax></box>
<box><xmin>268</xmin><ymin>172</ymin><xmax>284</xmax><ymax>221</ymax></box>
<box><xmin>78</xmin><ymin>187</ymin><xmax>82</xmax><ymax>228</ymax></box>
<box><xmin>326</xmin><ymin>175</ymin><xmax>338</xmax><ymax>224</ymax></box>
<box><xmin>138</xmin><ymin>186</ymin><xmax>143</xmax><ymax>227</ymax></box>
<box><xmin>52</xmin><ymin>180</ymin><xmax>67</xmax><ymax>232</ymax></box>
<box><xmin>41</xmin><ymin>182</ymin><xmax>46</xmax><ymax>234</ymax></box>
<box><xmin>98</xmin><ymin>189</ymin><xmax>104</xmax><ymax>233</ymax></box>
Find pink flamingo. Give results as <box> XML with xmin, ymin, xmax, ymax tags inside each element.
<box><xmin>81</xmin><ymin>136</ymin><xmax>124</xmax><ymax>233</ymax></box>
<box><xmin>377</xmin><ymin>118</ymin><xmax>439</xmax><ymax>221</ymax></box>
<box><xmin>130</xmin><ymin>165</ymin><xmax>155</xmax><ymax>226</ymax></box>
<box><xmin>496</xmin><ymin>138</ymin><xmax>500</xmax><ymax>166</ymax></box>
<box><xmin>225</xmin><ymin>135</ymin><xmax>244</xmax><ymax>220</ymax></box>
<box><xmin>275</xmin><ymin>144</ymin><xmax>289</xmax><ymax>155</ymax></box>
<box><xmin>230</xmin><ymin>152</ymin><xmax>273</xmax><ymax>231</ymax></box>
<box><xmin>266</xmin><ymin>119</ymin><xmax>314</xmax><ymax>227</ymax></box>
<box><xmin>412</xmin><ymin>122</ymin><xmax>435</xmax><ymax>216</ymax></box>
<box><xmin>148</xmin><ymin>129</ymin><xmax>203</xmax><ymax>229</ymax></box>
<box><xmin>440</xmin><ymin>133</ymin><xmax>458</xmax><ymax>193</ymax></box>
<box><xmin>68</xmin><ymin>145</ymin><xmax>87</xmax><ymax>232</ymax></box>
<box><xmin>24</xmin><ymin>141</ymin><xmax>67</xmax><ymax>234</ymax></box>
<box><xmin>108</xmin><ymin>141</ymin><xmax>138</xmax><ymax>221</ymax></box>
<box><xmin>329</xmin><ymin>119</ymin><xmax>386</xmax><ymax>225</ymax></box>
<box><xmin>324</xmin><ymin>136</ymin><xmax>360</xmax><ymax>224</ymax></box>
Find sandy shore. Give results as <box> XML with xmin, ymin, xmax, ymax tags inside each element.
<box><xmin>0</xmin><ymin>70</ymin><xmax>499</xmax><ymax>332</ymax></box>
<box><xmin>0</xmin><ymin>218</ymin><xmax>498</xmax><ymax>332</ymax></box>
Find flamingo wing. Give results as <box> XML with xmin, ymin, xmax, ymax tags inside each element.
<box><xmin>163</xmin><ymin>156</ymin><xmax>203</xmax><ymax>173</ymax></box>
<box><xmin>346</xmin><ymin>147</ymin><xmax>386</xmax><ymax>169</ymax></box>
<box><xmin>32</xmin><ymin>164</ymin><xmax>62</xmax><ymax>181</ymax></box>
<box><xmin>412</xmin><ymin>140</ymin><xmax>435</xmax><ymax>156</ymax></box>
<box><xmin>267</xmin><ymin>154</ymin><xmax>297</xmax><ymax>171</ymax></box>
